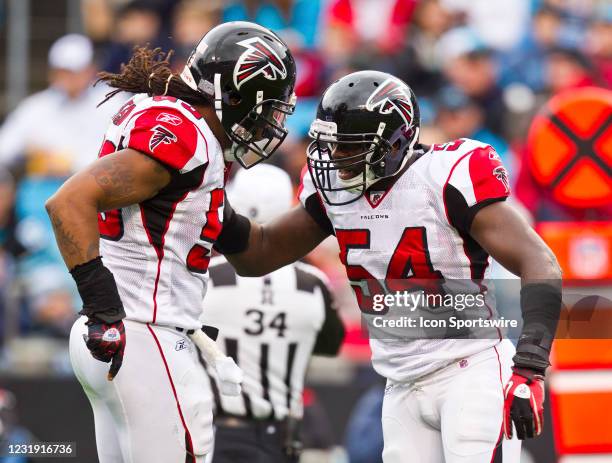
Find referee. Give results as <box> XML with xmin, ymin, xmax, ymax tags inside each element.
<box><xmin>200</xmin><ymin>165</ymin><xmax>345</xmax><ymax>463</ymax></box>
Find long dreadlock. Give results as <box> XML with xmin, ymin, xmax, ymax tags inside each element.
<box><xmin>96</xmin><ymin>46</ymin><xmax>208</xmax><ymax>108</ymax></box>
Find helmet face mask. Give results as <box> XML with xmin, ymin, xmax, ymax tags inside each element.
<box><xmin>180</xmin><ymin>21</ymin><xmax>297</xmax><ymax>168</ymax></box>
<box><xmin>228</xmin><ymin>95</ymin><xmax>295</xmax><ymax>169</ymax></box>
<box><xmin>307</xmin><ymin>130</ymin><xmax>390</xmax><ymax>205</ymax></box>
<box><xmin>308</xmin><ymin>71</ymin><xmax>420</xmax><ymax>206</ymax></box>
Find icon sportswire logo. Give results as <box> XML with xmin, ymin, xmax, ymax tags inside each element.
<box><xmin>233</xmin><ymin>37</ymin><xmax>287</xmax><ymax>90</ymax></box>
<box><xmin>365</xmin><ymin>77</ymin><xmax>415</xmax><ymax>127</ymax></box>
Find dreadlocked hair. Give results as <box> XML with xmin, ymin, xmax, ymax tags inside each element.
<box><xmin>96</xmin><ymin>46</ymin><xmax>209</xmax><ymax>107</ymax></box>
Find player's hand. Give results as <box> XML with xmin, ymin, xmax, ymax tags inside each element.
<box><xmin>503</xmin><ymin>367</ymin><xmax>545</xmax><ymax>440</ymax></box>
<box><xmin>83</xmin><ymin>318</ymin><xmax>126</xmax><ymax>381</ymax></box>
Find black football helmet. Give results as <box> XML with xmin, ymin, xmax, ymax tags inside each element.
<box><xmin>180</xmin><ymin>21</ymin><xmax>297</xmax><ymax>168</ymax></box>
<box><xmin>307</xmin><ymin>70</ymin><xmax>420</xmax><ymax>205</ymax></box>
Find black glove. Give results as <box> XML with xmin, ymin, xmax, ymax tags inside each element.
<box><xmin>83</xmin><ymin>318</ymin><xmax>126</xmax><ymax>381</ymax></box>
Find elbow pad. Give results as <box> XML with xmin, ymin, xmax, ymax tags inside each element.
<box><xmin>513</xmin><ymin>283</ymin><xmax>562</xmax><ymax>373</ymax></box>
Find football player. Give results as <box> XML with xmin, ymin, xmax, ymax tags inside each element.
<box><xmin>214</xmin><ymin>71</ymin><xmax>562</xmax><ymax>463</ymax></box>
<box><xmin>46</xmin><ymin>22</ymin><xmax>296</xmax><ymax>463</ymax></box>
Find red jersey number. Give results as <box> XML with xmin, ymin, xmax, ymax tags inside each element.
<box><xmin>337</xmin><ymin>227</ymin><xmax>444</xmax><ymax>314</ymax></box>
<box><xmin>186</xmin><ymin>189</ymin><xmax>224</xmax><ymax>273</ymax></box>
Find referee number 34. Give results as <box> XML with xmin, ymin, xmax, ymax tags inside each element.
<box><xmin>244</xmin><ymin>309</ymin><xmax>287</xmax><ymax>338</ymax></box>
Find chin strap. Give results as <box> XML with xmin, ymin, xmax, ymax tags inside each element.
<box><xmin>214</xmin><ymin>73</ymin><xmax>223</xmax><ymax>122</ymax></box>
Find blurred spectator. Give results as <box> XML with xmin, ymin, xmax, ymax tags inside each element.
<box><xmin>171</xmin><ymin>0</ymin><xmax>222</xmax><ymax>66</ymax></box>
<box><xmin>0</xmin><ymin>170</ymin><xmax>25</xmax><ymax>261</ymax></box>
<box><xmin>0</xmin><ymin>34</ymin><xmax>126</xmax><ymax>337</ymax></box>
<box><xmin>546</xmin><ymin>47</ymin><xmax>598</xmax><ymax>94</ymax></box>
<box><xmin>102</xmin><ymin>1</ymin><xmax>166</xmax><ymax>73</ymax></box>
<box><xmin>223</xmin><ymin>0</ymin><xmax>322</xmax><ymax>50</ymax></box>
<box><xmin>0</xmin><ymin>169</ymin><xmax>23</xmax><ymax>349</ymax></box>
<box><xmin>500</xmin><ymin>6</ymin><xmax>564</xmax><ymax>92</ymax></box>
<box><xmin>438</xmin><ymin>28</ymin><xmax>509</xmax><ymax>138</ymax></box>
<box><xmin>539</xmin><ymin>0</ymin><xmax>593</xmax><ymax>48</ymax></box>
<box><xmin>440</xmin><ymin>0</ymin><xmax>530</xmax><ymax>51</ymax></box>
<box><xmin>344</xmin><ymin>385</ymin><xmax>384</xmax><ymax>463</ymax></box>
<box><xmin>324</xmin><ymin>0</ymin><xmax>417</xmax><ymax>54</ymax></box>
<box><xmin>0</xmin><ymin>34</ymin><xmax>121</xmax><ymax>173</ymax></box>
<box><xmin>0</xmin><ymin>389</ymin><xmax>34</xmax><ymax>463</ymax></box>
<box><xmin>585</xmin><ymin>6</ymin><xmax>612</xmax><ymax>87</ymax></box>
<box><xmin>81</xmin><ymin>0</ymin><xmax>117</xmax><ymax>43</ymax></box>
<box><xmin>435</xmin><ymin>86</ymin><xmax>515</xmax><ymax>172</ymax></box>
<box><xmin>393</xmin><ymin>0</ymin><xmax>452</xmax><ymax>97</ymax></box>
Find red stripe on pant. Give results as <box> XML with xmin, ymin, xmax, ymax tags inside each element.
<box><xmin>147</xmin><ymin>324</ymin><xmax>196</xmax><ymax>463</ymax></box>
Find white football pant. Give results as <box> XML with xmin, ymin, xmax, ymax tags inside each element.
<box><xmin>69</xmin><ymin>316</ymin><xmax>213</xmax><ymax>463</ymax></box>
<box><xmin>382</xmin><ymin>339</ymin><xmax>521</xmax><ymax>463</ymax></box>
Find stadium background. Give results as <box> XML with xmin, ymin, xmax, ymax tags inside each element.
<box><xmin>0</xmin><ymin>0</ymin><xmax>610</xmax><ymax>462</ymax></box>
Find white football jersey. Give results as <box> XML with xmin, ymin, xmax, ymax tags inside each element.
<box><xmin>299</xmin><ymin>138</ymin><xmax>511</xmax><ymax>382</ymax></box>
<box><xmin>97</xmin><ymin>94</ymin><xmax>226</xmax><ymax>329</ymax></box>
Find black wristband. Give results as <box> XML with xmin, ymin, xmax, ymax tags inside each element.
<box><xmin>513</xmin><ymin>282</ymin><xmax>562</xmax><ymax>373</ymax></box>
<box><xmin>70</xmin><ymin>256</ymin><xmax>126</xmax><ymax>323</ymax></box>
<box><xmin>213</xmin><ymin>195</ymin><xmax>251</xmax><ymax>255</ymax></box>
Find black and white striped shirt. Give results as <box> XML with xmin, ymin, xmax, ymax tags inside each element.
<box><xmin>200</xmin><ymin>256</ymin><xmax>344</xmax><ymax>420</ymax></box>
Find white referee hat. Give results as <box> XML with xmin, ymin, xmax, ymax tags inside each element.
<box><xmin>227</xmin><ymin>165</ymin><xmax>294</xmax><ymax>223</ymax></box>
<box><xmin>48</xmin><ymin>34</ymin><xmax>94</xmax><ymax>71</ymax></box>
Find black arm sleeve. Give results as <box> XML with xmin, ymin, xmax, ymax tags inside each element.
<box><xmin>304</xmin><ymin>194</ymin><xmax>334</xmax><ymax>237</ymax></box>
<box><xmin>513</xmin><ymin>283</ymin><xmax>562</xmax><ymax>373</ymax></box>
<box><xmin>70</xmin><ymin>256</ymin><xmax>126</xmax><ymax>323</ymax></box>
<box><xmin>313</xmin><ymin>279</ymin><xmax>345</xmax><ymax>356</ymax></box>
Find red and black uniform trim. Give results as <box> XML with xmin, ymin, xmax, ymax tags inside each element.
<box><xmin>140</xmin><ymin>166</ymin><xmax>207</xmax><ymax>322</ymax></box>
<box><xmin>443</xmin><ymin>184</ymin><xmax>496</xmax><ymax>281</ymax></box>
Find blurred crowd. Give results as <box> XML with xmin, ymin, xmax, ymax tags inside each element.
<box><xmin>0</xmin><ymin>0</ymin><xmax>610</xmax><ymax>367</ymax></box>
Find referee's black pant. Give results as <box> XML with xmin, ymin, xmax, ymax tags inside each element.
<box><xmin>210</xmin><ymin>418</ymin><xmax>298</xmax><ymax>463</ymax></box>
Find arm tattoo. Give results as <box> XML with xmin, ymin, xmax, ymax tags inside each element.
<box><xmin>90</xmin><ymin>156</ymin><xmax>136</xmax><ymax>199</ymax></box>
<box><xmin>48</xmin><ymin>204</ymin><xmax>89</xmax><ymax>262</ymax></box>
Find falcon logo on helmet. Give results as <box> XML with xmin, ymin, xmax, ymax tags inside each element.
<box><xmin>149</xmin><ymin>125</ymin><xmax>177</xmax><ymax>151</ymax></box>
<box><xmin>234</xmin><ymin>37</ymin><xmax>287</xmax><ymax>90</ymax></box>
<box><xmin>365</xmin><ymin>78</ymin><xmax>414</xmax><ymax>128</ymax></box>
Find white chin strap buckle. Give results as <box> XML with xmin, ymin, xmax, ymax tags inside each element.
<box><xmin>214</xmin><ymin>73</ymin><xmax>222</xmax><ymax>122</ymax></box>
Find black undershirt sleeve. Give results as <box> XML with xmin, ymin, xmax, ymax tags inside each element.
<box><xmin>443</xmin><ymin>184</ymin><xmax>508</xmax><ymax>234</ymax></box>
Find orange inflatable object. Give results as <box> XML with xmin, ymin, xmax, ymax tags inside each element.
<box><xmin>527</xmin><ymin>87</ymin><xmax>612</xmax><ymax>208</ymax></box>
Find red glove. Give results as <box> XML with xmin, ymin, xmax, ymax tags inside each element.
<box><xmin>83</xmin><ymin>319</ymin><xmax>126</xmax><ymax>381</ymax></box>
<box><xmin>503</xmin><ymin>367</ymin><xmax>545</xmax><ymax>440</ymax></box>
